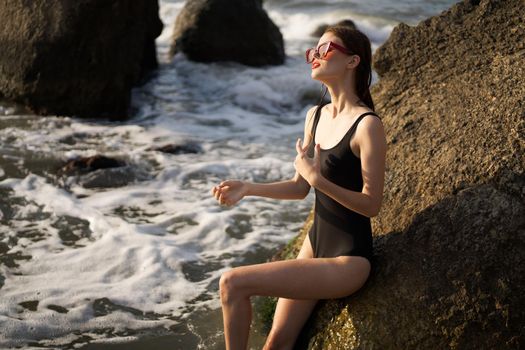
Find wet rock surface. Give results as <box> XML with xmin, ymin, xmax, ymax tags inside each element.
<box><xmin>59</xmin><ymin>155</ymin><xmax>150</xmax><ymax>189</ymax></box>
<box><xmin>0</xmin><ymin>0</ymin><xmax>163</xmax><ymax>120</ymax></box>
<box><xmin>151</xmin><ymin>142</ymin><xmax>204</xmax><ymax>155</ymax></box>
<box><xmin>61</xmin><ymin>155</ymin><xmax>125</xmax><ymax>174</ymax></box>
<box><xmin>170</xmin><ymin>0</ymin><xmax>285</xmax><ymax>66</ymax></box>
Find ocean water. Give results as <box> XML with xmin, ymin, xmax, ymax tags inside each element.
<box><xmin>0</xmin><ymin>0</ymin><xmax>457</xmax><ymax>349</ymax></box>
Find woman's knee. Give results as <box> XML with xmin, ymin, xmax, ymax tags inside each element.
<box><xmin>219</xmin><ymin>269</ymin><xmax>248</xmax><ymax>304</ymax></box>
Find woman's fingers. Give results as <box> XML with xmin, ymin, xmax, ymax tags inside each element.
<box><xmin>302</xmin><ymin>139</ymin><xmax>310</xmax><ymax>152</ymax></box>
<box><xmin>213</xmin><ymin>181</ymin><xmax>241</xmax><ymax>206</ymax></box>
<box><xmin>212</xmin><ymin>184</ymin><xmax>230</xmax><ymax>205</ymax></box>
<box><xmin>296</xmin><ymin>138</ymin><xmax>311</xmax><ymax>155</ymax></box>
<box><xmin>214</xmin><ymin>185</ymin><xmax>224</xmax><ymax>201</ymax></box>
<box><xmin>296</xmin><ymin>138</ymin><xmax>304</xmax><ymax>154</ymax></box>
<box><xmin>219</xmin><ymin>180</ymin><xmax>230</xmax><ymax>187</ymax></box>
<box><xmin>219</xmin><ymin>192</ymin><xmax>230</xmax><ymax>206</ymax></box>
<box><xmin>313</xmin><ymin>143</ymin><xmax>320</xmax><ymax>160</ymax></box>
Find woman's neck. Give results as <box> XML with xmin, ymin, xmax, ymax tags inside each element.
<box><xmin>324</xmin><ymin>81</ymin><xmax>362</xmax><ymax>119</ymax></box>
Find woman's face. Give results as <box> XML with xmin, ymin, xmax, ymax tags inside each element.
<box><xmin>310</xmin><ymin>32</ymin><xmax>355</xmax><ymax>83</ymax></box>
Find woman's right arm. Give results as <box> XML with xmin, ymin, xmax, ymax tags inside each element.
<box><xmin>211</xmin><ymin>106</ymin><xmax>317</xmax><ymax>205</ymax></box>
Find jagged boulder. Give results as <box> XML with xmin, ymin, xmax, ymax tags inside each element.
<box><xmin>260</xmin><ymin>0</ymin><xmax>525</xmax><ymax>348</ymax></box>
<box><xmin>285</xmin><ymin>183</ymin><xmax>524</xmax><ymax>349</ymax></box>
<box><xmin>169</xmin><ymin>0</ymin><xmax>285</xmax><ymax>66</ymax></box>
<box><xmin>371</xmin><ymin>0</ymin><xmax>524</xmax><ymax>235</ymax></box>
<box><xmin>0</xmin><ymin>0</ymin><xmax>163</xmax><ymax>120</ymax></box>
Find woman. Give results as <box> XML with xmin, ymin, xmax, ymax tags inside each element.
<box><xmin>211</xmin><ymin>25</ymin><xmax>387</xmax><ymax>350</ymax></box>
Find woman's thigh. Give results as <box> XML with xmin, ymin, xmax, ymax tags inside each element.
<box><xmin>223</xmin><ymin>237</ymin><xmax>371</xmax><ymax>300</ymax></box>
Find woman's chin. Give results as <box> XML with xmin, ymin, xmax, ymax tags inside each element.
<box><xmin>310</xmin><ymin>74</ymin><xmax>326</xmax><ymax>83</ymax></box>
<box><xmin>310</xmin><ymin>72</ymin><xmax>322</xmax><ymax>80</ymax></box>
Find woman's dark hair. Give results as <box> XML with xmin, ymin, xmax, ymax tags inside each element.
<box><xmin>316</xmin><ymin>25</ymin><xmax>375</xmax><ymax>111</ymax></box>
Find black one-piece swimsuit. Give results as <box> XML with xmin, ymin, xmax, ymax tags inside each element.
<box><xmin>306</xmin><ymin>102</ymin><xmax>381</xmax><ymax>266</ymax></box>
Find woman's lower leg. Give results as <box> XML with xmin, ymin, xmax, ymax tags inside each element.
<box><xmin>220</xmin><ymin>279</ymin><xmax>253</xmax><ymax>350</ymax></box>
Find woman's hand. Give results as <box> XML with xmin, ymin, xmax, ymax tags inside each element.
<box><xmin>294</xmin><ymin>138</ymin><xmax>321</xmax><ymax>187</ymax></box>
<box><xmin>211</xmin><ymin>180</ymin><xmax>247</xmax><ymax>206</ymax></box>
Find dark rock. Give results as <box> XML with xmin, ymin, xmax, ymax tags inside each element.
<box><xmin>58</xmin><ymin>132</ymin><xmax>90</xmax><ymax>145</ymax></box>
<box><xmin>18</xmin><ymin>300</ymin><xmax>39</xmax><ymax>312</ymax></box>
<box><xmin>170</xmin><ymin>0</ymin><xmax>285</xmax><ymax>66</ymax></box>
<box><xmin>0</xmin><ymin>0</ymin><xmax>163</xmax><ymax>120</ymax></box>
<box><xmin>60</xmin><ymin>155</ymin><xmax>125</xmax><ymax>175</ymax></box>
<box><xmin>152</xmin><ymin>142</ymin><xmax>203</xmax><ymax>155</ymax></box>
<box><xmin>59</xmin><ymin>155</ymin><xmax>151</xmax><ymax>188</ymax></box>
<box><xmin>47</xmin><ymin>304</ymin><xmax>69</xmax><ymax>314</ymax></box>
<box><xmin>80</xmin><ymin>166</ymin><xmax>150</xmax><ymax>189</ymax></box>
<box><xmin>262</xmin><ymin>0</ymin><xmax>525</xmax><ymax>348</ymax></box>
<box><xmin>311</xmin><ymin>19</ymin><xmax>357</xmax><ymax>38</ymax></box>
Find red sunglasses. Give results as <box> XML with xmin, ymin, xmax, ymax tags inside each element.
<box><xmin>305</xmin><ymin>41</ymin><xmax>352</xmax><ymax>63</ymax></box>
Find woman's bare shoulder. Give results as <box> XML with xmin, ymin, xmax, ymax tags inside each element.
<box><xmin>355</xmin><ymin>109</ymin><xmax>385</xmax><ymax>144</ymax></box>
<box><xmin>304</xmin><ymin>105</ymin><xmax>319</xmax><ymax>137</ymax></box>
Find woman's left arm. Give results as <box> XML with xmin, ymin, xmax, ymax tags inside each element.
<box><xmin>294</xmin><ymin>116</ymin><xmax>387</xmax><ymax>217</ymax></box>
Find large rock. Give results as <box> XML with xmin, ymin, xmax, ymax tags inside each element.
<box><xmin>258</xmin><ymin>0</ymin><xmax>525</xmax><ymax>348</ymax></box>
<box><xmin>371</xmin><ymin>0</ymin><xmax>524</xmax><ymax>235</ymax></box>
<box><xmin>0</xmin><ymin>0</ymin><xmax>163</xmax><ymax>120</ymax></box>
<box><xmin>169</xmin><ymin>0</ymin><xmax>285</xmax><ymax>66</ymax></box>
<box><xmin>282</xmin><ymin>183</ymin><xmax>524</xmax><ymax>349</ymax></box>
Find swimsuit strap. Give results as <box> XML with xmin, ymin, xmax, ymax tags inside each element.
<box><xmin>347</xmin><ymin>111</ymin><xmax>381</xmax><ymax>136</ymax></box>
<box><xmin>312</xmin><ymin>105</ymin><xmax>381</xmax><ymax>140</ymax></box>
<box><xmin>311</xmin><ymin>102</ymin><xmax>329</xmax><ymax>138</ymax></box>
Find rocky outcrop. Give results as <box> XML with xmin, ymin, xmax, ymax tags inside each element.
<box><xmin>151</xmin><ymin>142</ymin><xmax>204</xmax><ymax>155</ymax></box>
<box><xmin>259</xmin><ymin>0</ymin><xmax>525</xmax><ymax>348</ymax></box>
<box><xmin>59</xmin><ymin>155</ymin><xmax>150</xmax><ymax>188</ymax></box>
<box><xmin>0</xmin><ymin>0</ymin><xmax>163</xmax><ymax>120</ymax></box>
<box><xmin>169</xmin><ymin>0</ymin><xmax>285</xmax><ymax>67</ymax></box>
<box><xmin>276</xmin><ymin>183</ymin><xmax>524</xmax><ymax>349</ymax></box>
<box><xmin>371</xmin><ymin>0</ymin><xmax>524</xmax><ymax>235</ymax></box>
<box><xmin>61</xmin><ymin>155</ymin><xmax>125</xmax><ymax>174</ymax></box>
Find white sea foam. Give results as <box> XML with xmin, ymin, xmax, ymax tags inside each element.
<box><xmin>265</xmin><ymin>7</ymin><xmax>395</xmax><ymax>55</ymax></box>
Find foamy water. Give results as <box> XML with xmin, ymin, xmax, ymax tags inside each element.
<box><xmin>0</xmin><ymin>0</ymin><xmax>455</xmax><ymax>348</ymax></box>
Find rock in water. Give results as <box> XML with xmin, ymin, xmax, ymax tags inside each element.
<box><xmin>169</xmin><ymin>0</ymin><xmax>285</xmax><ymax>67</ymax></box>
<box><xmin>0</xmin><ymin>0</ymin><xmax>163</xmax><ymax>120</ymax></box>
<box><xmin>267</xmin><ymin>0</ymin><xmax>524</xmax><ymax>349</ymax></box>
